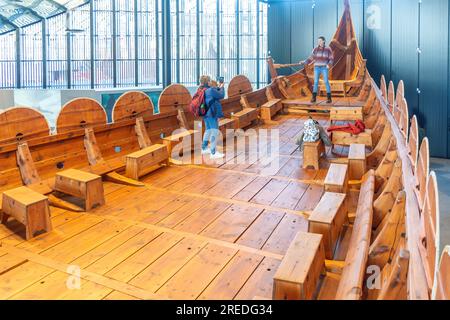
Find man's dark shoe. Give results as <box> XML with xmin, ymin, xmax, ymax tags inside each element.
<box><xmin>327</xmin><ymin>93</ymin><xmax>332</xmax><ymax>104</ymax></box>
<box><xmin>311</xmin><ymin>93</ymin><xmax>317</xmax><ymax>103</ymax></box>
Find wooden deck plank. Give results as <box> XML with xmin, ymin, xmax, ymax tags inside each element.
<box><xmin>129</xmin><ymin>238</ymin><xmax>207</xmax><ymax>292</ymax></box>
<box><xmin>174</xmin><ymin>201</ymin><xmax>232</xmax><ymax>234</ymax></box>
<box><xmin>250</xmin><ymin>179</ymin><xmax>290</xmax><ymax>206</ymax></box>
<box><xmin>234</xmin><ymin>257</ymin><xmax>281</xmax><ymax>300</ymax></box>
<box><xmin>156</xmin><ymin>244</ymin><xmax>237</xmax><ymax>300</ymax></box>
<box><xmin>201</xmin><ymin>205</ymin><xmax>264</xmax><ymax>243</ymax></box>
<box><xmin>262</xmin><ymin>213</ymin><xmax>308</xmax><ymax>255</ymax></box>
<box><xmin>236</xmin><ymin>211</ymin><xmax>285</xmax><ymax>249</ymax></box>
<box><xmin>10</xmin><ymin>271</ymin><xmax>113</xmax><ymax>300</ymax></box>
<box><xmin>198</xmin><ymin>252</ymin><xmax>264</xmax><ymax>300</ymax></box>
<box><xmin>104</xmin><ymin>233</ymin><xmax>183</xmax><ymax>283</ymax></box>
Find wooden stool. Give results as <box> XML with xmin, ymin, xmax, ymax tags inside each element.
<box><xmin>309</xmin><ymin>192</ymin><xmax>347</xmax><ymax>259</ymax></box>
<box><xmin>125</xmin><ymin>144</ymin><xmax>169</xmax><ymax>180</ymax></box>
<box><xmin>273</xmin><ymin>232</ymin><xmax>325</xmax><ymax>300</ymax></box>
<box><xmin>348</xmin><ymin>144</ymin><xmax>366</xmax><ymax>180</ymax></box>
<box><xmin>55</xmin><ymin>169</ymin><xmax>105</xmax><ymax>211</ymax></box>
<box><xmin>303</xmin><ymin>140</ymin><xmax>325</xmax><ymax>170</ymax></box>
<box><xmin>324</xmin><ymin>163</ymin><xmax>349</xmax><ymax>193</ymax></box>
<box><xmin>1</xmin><ymin>186</ymin><xmax>52</xmax><ymax>240</ymax></box>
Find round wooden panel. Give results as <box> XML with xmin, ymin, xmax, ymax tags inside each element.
<box><xmin>112</xmin><ymin>91</ymin><xmax>154</xmax><ymax>123</ymax></box>
<box><xmin>158</xmin><ymin>84</ymin><xmax>192</xmax><ymax>114</ymax></box>
<box><xmin>0</xmin><ymin>107</ymin><xmax>50</xmax><ymax>143</ymax></box>
<box><xmin>57</xmin><ymin>98</ymin><xmax>107</xmax><ymax>134</ymax></box>
<box><xmin>227</xmin><ymin>75</ymin><xmax>253</xmax><ymax>98</ymax></box>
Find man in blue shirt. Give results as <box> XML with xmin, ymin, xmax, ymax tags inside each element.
<box><xmin>200</xmin><ymin>75</ymin><xmax>225</xmax><ymax>159</ymax></box>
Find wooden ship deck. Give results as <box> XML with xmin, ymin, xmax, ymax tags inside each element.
<box><xmin>0</xmin><ymin>0</ymin><xmax>448</xmax><ymax>300</ymax></box>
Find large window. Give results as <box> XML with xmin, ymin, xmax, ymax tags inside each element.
<box><xmin>0</xmin><ymin>0</ymin><xmax>267</xmax><ymax>89</ymax></box>
<box><xmin>20</xmin><ymin>23</ymin><xmax>43</xmax><ymax>88</ymax></box>
<box><xmin>47</xmin><ymin>14</ymin><xmax>68</xmax><ymax>88</ymax></box>
<box><xmin>0</xmin><ymin>32</ymin><xmax>16</xmax><ymax>89</ymax></box>
<box><xmin>171</xmin><ymin>0</ymin><xmax>267</xmax><ymax>88</ymax></box>
<box><xmin>94</xmin><ymin>0</ymin><xmax>114</xmax><ymax>87</ymax></box>
<box><xmin>71</xmin><ymin>7</ymin><xmax>91</xmax><ymax>88</ymax></box>
<box><xmin>138</xmin><ymin>0</ymin><xmax>161</xmax><ymax>86</ymax></box>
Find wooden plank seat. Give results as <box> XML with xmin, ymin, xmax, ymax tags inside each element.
<box><xmin>332</xmin><ymin>129</ymin><xmax>373</xmax><ymax>148</ymax></box>
<box><xmin>303</xmin><ymin>140</ymin><xmax>325</xmax><ymax>170</ymax></box>
<box><xmin>330</xmin><ymin>107</ymin><xmax>363</xmax><ymax>122</ymax></box>
<box><xmin>324</xmin><ymin>163</ymin><xmax>349</xmax><ymax>193</ymax></box>
<box><xmin>54</xmin><ymin>169</ymin><xmax>105</xmax><ymax>211</ymax></box>
<box><xmin>260</xmin><ymin>98</ymin><xmax>283</xmax><ymax>122</ymax></box>
<box><xmin>309</xmin><ymin>192</ymin><xmax>347</xmax><ymax>259</ymax></box>
<box><xmin>125</xmin><ymin>144</ymin><xmax>169</xmax><ymax>180</ymax></box>
<box><xmin>231</xmin><ymin>108</ymin><xmax>259</xmax><ymax>129</ymax></box>
<box><xmin>273</xmin><ymin>232</ymin><xmax>326</xmax><ymax>300</ymax></box>
<box><xmin>1</xmin><ymin>186</ymin><xmax>52</xmax><ymax>240</ymax></box>
<box><xmin>348</xmin><ymin>144</ymin><xmax>366</xmax><ymax>180</ymax></box>
<box><xmin>83</xmin><ymin>128</ymin><xmax>145</xmax><ymax>186</ymax></box>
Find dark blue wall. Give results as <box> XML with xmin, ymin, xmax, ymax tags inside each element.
<box><xmin>267</xmin><ymin>0</ymin><xmax>450</xmax><ymax>158</ymax></box>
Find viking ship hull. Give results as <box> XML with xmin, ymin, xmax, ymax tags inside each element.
<box><xmin>0</xmin><ymin>0</ymin><xmax>446</xmax><ymax>300</ymax></box>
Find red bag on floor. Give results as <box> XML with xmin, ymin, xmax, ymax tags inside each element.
<box><xmin>328</xmin><ymin>120</ymin><xmax>366</xmax><ymax>135</ymax></box>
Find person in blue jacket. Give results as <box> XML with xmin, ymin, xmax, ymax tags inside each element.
<box><xmin>200</xmin><ymin>75</ymin><xmax>225</xmax><ymax>159</ymax></box>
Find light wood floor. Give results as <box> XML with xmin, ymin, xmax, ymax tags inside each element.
<box><xmin>0</xmin><ymin>115</ymin><xmax>345</xmax><ymax>300</ymax></box>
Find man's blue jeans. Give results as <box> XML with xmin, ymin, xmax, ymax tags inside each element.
<box><xmin>313</xmin><ymin>65</ymin><xmax>331</xmax><ymax>94</ymax></box>
<box><xmin>202</xmin><ymin>117</ymin><xmax>220</xmax><ymax>154</ymax></box>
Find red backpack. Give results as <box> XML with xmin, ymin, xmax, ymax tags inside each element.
<box><xmin>190</xmin><ymin>87</ymin><xmax>208</xmax><ymax>117</ymax></box>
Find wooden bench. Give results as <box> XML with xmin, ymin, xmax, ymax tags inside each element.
<box><xmin>273</xmin><ymin>232</ymin><xmax>325</xmax><ymax>300</ymax></box>
<box><xmin>162</xmin><ymin>129</ymin><xmax>200</xmax><ymax>162</ymax></box>
<box><xmin>332</xmin><ymin>129</ymin><xmax>373</xmax><ymax>148</ymax></box>
<box><xmin>55</xmin><ymin>169</ymin><xmax>105</xmax><ymax>211</ymax></box>
<box><xmin>1</xmin><ymin>186</ymin><xmax>52</xmax><ymax>240</ymax></box>
<box><xmin>324</xmin><ymin>163</ymin><xmax>348</xmax><ymax>193</ymax></box>
<box><xmin>260</xmin><ymin>87</ymin><xmax>283</xmax><ymax>123</ymax></box>
<box><xmin>303</xmin><ymin>140</ymin><xmax>325</xmax><ymax>170</ymax></box>
<box><xmin>309</xmin><ymin>192</ymin><xmax>347</xmax><ymax>259</ymax></box>
<box><xmin>260</xmin><ymin>99</ymin><xmax>282</xmax><ymax>122</ymax></box>
<box><xmin>231</xmin><ymin>108</ymin><xmax>259</xmax><ymax>129</ymax></box>
<box><xmin>330</xmin><ymin>107</ymin><xmax>363</xmax><ymax>122</ymax></box>
<box><xmin>126</xmin><ymin>144</ymin><xmax>169</xmax><ymax>180</ymax></box>
<box><xmin>348</xmin><ymin>144</ymin><xmax>366</xmax><ymax>180</ymax></box>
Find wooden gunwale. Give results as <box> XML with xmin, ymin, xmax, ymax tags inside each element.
<box><xmin>370</xmin><ymin>78</ymin><xmax>429</xmax><ymax>300</ymax></box>
<box><xmin>0</xmin><ymin>111</ymin><xmax>178</xmax><ymax>155</ymax></box>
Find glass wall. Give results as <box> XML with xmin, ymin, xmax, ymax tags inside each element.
<box><xmin>0</xmin><ymin>32</ymin><xmax>16</xmax><ymax>89</ymax></box>
<box><xmin>47</xmin><ymin>14</ymin><xmax>68</xmax><ymax>88</ymax></box>
<box><xmin>0</xmin><ymin>0</ymin><xmax>267</xmax><ymax>89</ymax></box>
